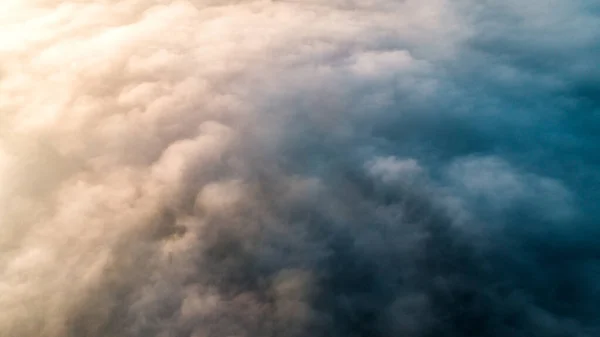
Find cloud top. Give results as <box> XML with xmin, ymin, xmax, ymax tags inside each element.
<box><xmin>0</xmin><ymin>1</ymin><xmax>598</xmax><ymax>336</ymax></box>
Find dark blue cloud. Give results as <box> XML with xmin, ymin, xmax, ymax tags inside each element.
<box><xmin>246</xmin><ymin>2</ymin><xmax>600</xmax><ymax>335</ymax></box>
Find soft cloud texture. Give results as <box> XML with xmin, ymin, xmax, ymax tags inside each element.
<box><xmin>0</xmin><ymin>0</ymin><xmax>598</xmax><ymax>336</ymax></box>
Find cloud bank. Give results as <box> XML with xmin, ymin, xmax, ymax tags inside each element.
<box><xmin>0</xmin><ymin>0</ymin><xmax>598</xmax><ymax>336</ymax></box>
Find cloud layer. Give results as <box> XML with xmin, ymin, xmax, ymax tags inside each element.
<box><xmin>1</xmin><ymin>0</ymin><xmax>599</xmax><ymax>336</ymax></box>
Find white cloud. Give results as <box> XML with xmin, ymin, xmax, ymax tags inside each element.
<box><xmin>446</xmin><ymin>156</ymin><xmax>576</xmax><ymax>220</ymax></box>
<box><xmin>367</xmin><ymin>156</ymin><xmax>424</xmax><ymax>184</ymax></box>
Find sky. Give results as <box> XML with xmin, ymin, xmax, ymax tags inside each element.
<box><xmin>0</xmin><ymin>0</ymin><xmax>599</xmax><ymax>336</ymax></box>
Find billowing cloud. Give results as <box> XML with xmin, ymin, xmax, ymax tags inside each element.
<box><xmin>0</xmin><ymin>0</ymin><xmax>598</xmax><ymax>336</ymax></box>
